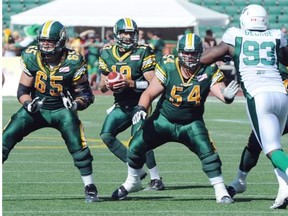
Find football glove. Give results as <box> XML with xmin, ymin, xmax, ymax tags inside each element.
<box><xmin>132</xmin><ymin>105</ymin><xmax>147</xmax><ymax>125</ymax></box>
<box><xmin>24</xmin><ymin>97</ymin><xmax>46</xmax><ymax>113</ymax></box>
<box><xmin>222</xmin><ymin>80</ymin><xmax>239</xmax><ymax>101</ymax></box>
<box><xmin>60</xmin><ymin>91</ymin><xmax>77</xmax><ymax>111</ymax></box>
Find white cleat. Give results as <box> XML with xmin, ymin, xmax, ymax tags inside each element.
<box><xmin>270</xmin><ymin>184</ymin><xmax>288</xmax><ymax>209</ymax></box>
<box><xmin>216</xmin><ymin>195</ymin><xmax>234</xmax><ymax>204</ymax></box>
<box><xmin>270</xmin><ymin>198</ymin><xmax>288</xmax><ymax>209</ymax></box>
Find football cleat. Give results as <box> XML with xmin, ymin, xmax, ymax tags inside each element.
<box><xmin>111</xmin><ymin>178</ymin><xmax>142</xmax><ymax>200</ymax></box>
<box><xmin>217</xmin><ymin>195</ymin><xmax>234</xmax><ymax>204</ymax></box>
<box><xmin>226</xmin><ymin>179</ymin><xmax>246</xmax><ymax>198</ymax></box>
<box><xmin>111</xmin><ymin>185</ymin><xmax>129</xmax><ymax>200</ymax></box>
<box><xmin>84</xmin><ymin>184</ymin><xmax>99</xmax><ymax>203</ymax></box>
<box><xmin>145</xmin><ymin>178</ymin><xmax>165</xmax><ymax>191</ymax></box>
<box><xmin>270</xmin><ymin>197</ymin><xmax>288</xmax><ymax>209</ymax></box>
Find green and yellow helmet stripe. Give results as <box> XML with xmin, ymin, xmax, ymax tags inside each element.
<box><xmin>40</xmin><ymin>20</ymin><xmax>56</xmax><ymax>38</ymax></box>
<box><xmin>124</xmin><ymin>18</ymin><xmax>134</xmax><ymax>30</ymax></box>
<box><xmin>185</xmin><ymin>33</ymin><xmax>194</xmax><ymax>50</ymax></box>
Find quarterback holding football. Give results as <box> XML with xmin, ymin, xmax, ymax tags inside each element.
<box><xmin>98</xmin><ymin>17</ymin><xmax>165</xmax><ymax>191</ymax></box>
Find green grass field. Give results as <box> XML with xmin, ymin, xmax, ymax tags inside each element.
<box><xmin>2</xmin><ymin>95</ymin><xmax>288</xmax><ymax>216</ymax></box>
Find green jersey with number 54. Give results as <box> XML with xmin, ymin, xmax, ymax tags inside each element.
<box><xmin>222</xmin><ymin>27</ymin><xmax>287</xmax><ymax>97</ymax></box>
<box><xmin>154</xmin><ymin>55</ymin><xmax>224</xmax><ymax>124</ymax></box>
<box><xmin>20</xmin><ymin>46</ymin><xmax>87</xmax><ymax>110</ymax></box>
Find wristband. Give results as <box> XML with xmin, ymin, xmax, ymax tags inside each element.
<box><xmin>224</xmin><ymin>97</ymin><xmax>234</xmax><ymax>104</ymax></box>
<box><xmin>23</xmin><ymin>100</ymin><xmax>32</xmax><ymax>110</ymax></box>
<box><xmin>135</xmin><ymin>81</ymin><xmax>148</xmax><ymax>90</ymax></box>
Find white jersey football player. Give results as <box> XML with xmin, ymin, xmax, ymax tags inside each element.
<box><xmin>200</xmin><ymin>4</ymin><xmax>288</xmax><ymax>209</ymax></box>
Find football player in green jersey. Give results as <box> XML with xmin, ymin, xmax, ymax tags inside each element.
<box><xmin>111</xmin><ymin>33</ymin><xmax>239</xmax><ymax>203</ymax></box>
<box><xmin>98</xmin><ymin>17</ymin><xmax>165</xmax><ymax>190</ymax></box>
<box><xmin>2</xmin><ymin>20</ymin><xmax>98</xmax><ymax>203</ymax></box>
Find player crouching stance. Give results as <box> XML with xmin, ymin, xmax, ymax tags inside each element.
<box><xmin>2</xmin><ymin>20</ymin><xmax>98</xmax><ymax>203</ymax></box>
<box><xmin>112</xmin><ymin>33</ymin><xmax>238</xmax><ymax>204</ymax></box>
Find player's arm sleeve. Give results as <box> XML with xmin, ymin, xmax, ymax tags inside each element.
<box><xmin>154</xmin><ymin>62</ymin><xmax>167</xmax><ymax>85</ymax></box>
<box><xmin>72</xmin><ymin>63</ymin><xmax>95</xmax><ymax>110</ymax></box>
<box><xmin>20</xmin><ymin>56</ymin><xmax>33</xmax><ymax>77</ymax></box>
<box><xmin>141</xmin><ymin>46</ymin><xmax>156</xmax><ymax>73</ymax></box>
<box><xmin>99</xmin><ymin>56</ymin><xmax>110</xmax><ymax>76</ymax></box>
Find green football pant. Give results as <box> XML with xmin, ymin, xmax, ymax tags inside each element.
<box><xmin>128</xmin><ymin>112</ymin><xmax>222</xmax><ymax>178</ymax></box>
<box><xmin>2</xmin><ymin>107</ymin><xmax>93</xmax><ymax>176</ymax></box>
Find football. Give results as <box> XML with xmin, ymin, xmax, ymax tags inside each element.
<box><xmin>107</xmin><ymin>71</ymin><xmax>124</xmax><ymax>90</ymax></box>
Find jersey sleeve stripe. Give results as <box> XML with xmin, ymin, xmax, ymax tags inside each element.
<box><xmin>20</xmin><ymin>57</ymin><xmax>32</xmax><ymax>76</ymax></box>
<box><xmin>155</xmin><ymin>64</ymin><xmax>166</xmax><ymax>83</ymax></box>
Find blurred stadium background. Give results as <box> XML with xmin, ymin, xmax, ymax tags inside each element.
<box><xmin>2</xmin><ymin>0</ymin><xmax>288</xmax><ymax>40</ymax></box>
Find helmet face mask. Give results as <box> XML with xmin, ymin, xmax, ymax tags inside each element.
<box><xmin>240</xmin><ymin>4</ymin><xmax>269</xmax><ymax>31</ymax></box>
<box><xmin>113</xmin><ymin>18</ymin><xmax>138</xmax><ymax>51</ymax></box>
<box><xmin>37</xmin><ymin>20</ymin><xmax>68</xmax><ymax>57</ymax></box>
<box><xmin>38</xmin><ymin>39</ymin><xmax>57</xmax><ymax>53</ymax></box>
<box><xmin>177</xmin><ymin>33</ymin><xmax>203</xmax><ymax>71</ymax></box>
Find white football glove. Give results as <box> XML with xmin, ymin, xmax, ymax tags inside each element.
<box><xmin>222</xmin><ymin>80</ymin><xmax>239</xmax><ymax>100</ymax></box>
<box><xmin>24</xmin><ymin>97</ymin><xmax>46</xmax><ymax>113</ymax></box>
<box><xmin>132</xmin><ymin>105</ymin><xmax>147</xmax><ymax>125</ymax></box>
<box><xmin>60</xmin><ymin>91</ymin><xmax>77</xmax><ymax>111</ymax></box>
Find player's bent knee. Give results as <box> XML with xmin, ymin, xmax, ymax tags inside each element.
<box><xmin>100</xmin><ymin>133</ymin><xmax>115</xmax><ymax>148</ymax></box>
<box><xmin>127</xmin><ymin>150</ymin><xmax>145</xmax><ymax>169</ymax></box>
<box><xmin>72</xmin><ymin>147</ymin><xmax>93</xmax><ymax>175</ymax></box>
<box><xmin>201</xmin><ymin>153</ymin><xmax>222</xmax><ymax>174</ymax></box>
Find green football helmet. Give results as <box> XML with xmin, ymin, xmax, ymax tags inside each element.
<box><xmin>37</xmin><ymin>20</ymin><xmax>68</xmax><ymax>55</ymax></box>
<box><xmin>177</xmin><ymin>33</ymin><xmax>203</xmax><ymax>70</ymax></box>
<box><xmin>113</xmin><ymin>18</ymin><xmax>138</xmax><ymax>51</ymax></box>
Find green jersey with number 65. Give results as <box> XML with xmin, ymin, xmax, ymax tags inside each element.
<box><xmin>222</xmin><ymin>27</ymin><xmax>287</xmax><ymax>97</ymax></box>
<box><xmin>154</xmin><ymin>55</ymin><xmax>224</xmax><ymax>124</ymax></box>
<box><xmin>20</xmin><ymin>46</ymin><xmax>87</xmax><ymax>110</ymax></box>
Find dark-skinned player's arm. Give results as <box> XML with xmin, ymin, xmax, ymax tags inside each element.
<box><xmin>200</xmin><ymin>42</ymin><xmax>234</xmax><ymax>65</ymax></box>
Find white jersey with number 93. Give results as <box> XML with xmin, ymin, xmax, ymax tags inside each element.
<box><xmin>222</xmin><ymin>27</ymin><xmax>287</xmax><ymax>97</ymax></box>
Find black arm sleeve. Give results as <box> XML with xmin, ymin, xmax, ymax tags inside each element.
<box><xmin>17</xmin><ymin>83</ymin><xmax>32</xmax><ymax>101</ymax></box>
<box><xmin>73</xmin><ymin>81</ymin><xmax>95</xmax><ymax>111</ymax></box>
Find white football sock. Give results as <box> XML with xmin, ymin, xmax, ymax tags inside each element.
<box><xmin>209</xmin><ymin>175</ymin><xmax>230</xmax><ymax>201</ymax></box>
<box><xmin>148</xmin><ymin>166</ymin><xmax>160</xmax><ymax>180</ymax></box>
<box><xmin>123</xmin><ymin>166</ymin><xmax>142</xmax><ymax>192</ymax></box>
<box><xmin>81</xmin><ymin>174</ymin><xmax>94</xmax><ymax>186</ymax></box>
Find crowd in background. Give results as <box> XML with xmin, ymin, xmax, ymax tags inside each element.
<box><xmin>2</xmin><ymin>24</ymin><xmax>287</xmax><ymax>90</ymax></box>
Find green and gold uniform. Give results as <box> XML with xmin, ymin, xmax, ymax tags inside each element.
<box><xmin>128</xmin><ymin>55</ymin><xmax>226</xmax><ymax>178</ymax></box>
<box><xmin>99</xmin><ymin>44</ymin><xmax>157</xmax><ymax>168</ymax></box>
<box><xmin>2</xmin><ymin>46</ymin><xmax>94</xmax><ymax>176</ymax></box>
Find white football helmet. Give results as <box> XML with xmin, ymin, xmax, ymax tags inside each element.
<box><xmin>239</xmin><ymin>4</ymin><xmax>269</xmax><ymax>31</ymax></box>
